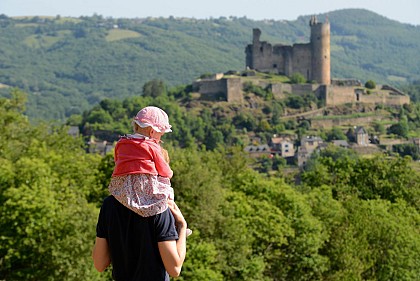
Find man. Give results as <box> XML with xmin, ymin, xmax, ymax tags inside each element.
<box><xmin>92</xmin><ymin>197</ymin><xmax>187</xmax><ymax>280</ymax></box>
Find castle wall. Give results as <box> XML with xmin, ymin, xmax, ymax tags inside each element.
<box><xmin>311</xmin><ymin>115</ymin><xmax>386</xmax><ymax>129</ymax></box>
<box><xmin>193</xmin><ymin>78</ymin><xmax>244</xmax><ymax>103</ymax></box>
<box><xmin>325</xmin><ymin>86</ymin><xmax>356</xmax><ymax>105</ymax></box>
<box><xmin>271</xmin><ymin>45</ymin><xmax>287</xmax><ymax>74</ymax></box>
<box><xmin>291</xmin><ymin>44</ymin><xmax>312</xmax><ymax>79</ymax></box>
<box><xmin>270</xmin><ymin>83</ymin><xmax>323</xmax><ymax>99</ymax></box>
<box><xmin>192</xmin><ymin>79</ymin><xmax>227</xmax><ymax>101</ymax></box>
<box><xmin>384</xmin><ymin>95</ymin><xmax>410</xmax><ymax>105</ymax></box>
<box><xmin>291</xmin><ymin>84</ymin><xmax>319</xmax><ymax>95</ymax></box>
<box><xmin>359</xmin><ymin>93</ymin><xmax>410</xmax><ymax>105</ymax></box>
<box><xmin>226</xmin><ymin>78</ymin><xmax>243</xmax><ymax>103</ymax></box>
<box><xmin>270</xmin><ymin>83</ymin><xmax>292</xmax><ymax>99</ymax></box>
<box><xmin>325</xmin><ymin>86</ymin><xmax>410</xmax><ymax>106</ymax></box>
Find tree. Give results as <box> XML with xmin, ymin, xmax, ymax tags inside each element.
<box><xmin>0</xmin><ymin>91</ymin><xmax>104</xmax><ymax>280</ymax></box>
<box><xmin>302</xmin><ymin>147</ymin><xmax>420</xmax><ymax>209</ymax></box>
<box><xmin>393</xmin><ymin>143</ymin><xmax>420</xmax><ymax>160</ymax></box>
<box><xmin>285</xmin><ymin>95</ymin><xmax>305</xmax><ymax>109</ymax></box>
<box><xmin>142</xmin><ymin>79</ymin><xmax>167</xmax><ymax>98</ymax></box>
<box><xmin>326</xmin><ymin>127</ymin><xmax>348</xmax><ymax>141</ymax></box>
<box><xmin>388</xmin><ymin>116</ymin><xmax>409</xmax><ymax>138</ymax></box>
<box><xmin>365</xmin><ymin>80</ymin><xmax>376</xmax><ymax>89</ymax></box>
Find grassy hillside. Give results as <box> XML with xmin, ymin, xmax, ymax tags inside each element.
<box><xmin>0</xmin><ymin>10</ymin><xmax>419</xmax><ymax>120</ymax></box>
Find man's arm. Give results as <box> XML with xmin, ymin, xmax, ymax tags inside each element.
<box><xmin>92</xmin><ymin>237</ymin><xmax>111</xmax><ymax>272</ymax></box>
<box><xmin>158</xmin><ymin>201</ymin><xmax>187</xmax><ymax>277</ymax></box>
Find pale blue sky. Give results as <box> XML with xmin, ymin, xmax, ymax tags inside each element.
<box><xmin>2</xmin><ymin>0</ymin><xmax>419</xmax><ymax>25</ymax></box>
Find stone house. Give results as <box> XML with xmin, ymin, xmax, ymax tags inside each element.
<box><xmin>297</xmin><ymin>136</ymin><xmax>324</xmax><ymax>167</ymax></box>
<box><xmin>244</xmin><ymin>144</ymin><xmax>271</xmax><ymax>158</ymax></box>
<box><xmin>270</xmin><ymin>135</ymin><xmax>295</xmax><ymax>158</ymax></box>
<box><xmin>355</xmin><ymin>126</ymin><xmax>369</xmax><ymax>146</ymax></box>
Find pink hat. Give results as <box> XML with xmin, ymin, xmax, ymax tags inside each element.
<box><xmin>134</xmin><ymin>106</ymin><xmax>172</xmax><ymax>133</ymax></box>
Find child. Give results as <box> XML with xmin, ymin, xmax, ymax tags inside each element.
<box><xmin>108</xmin><ymin>106</ymin><xmax>191</xmax><ymax>235</ymax></box>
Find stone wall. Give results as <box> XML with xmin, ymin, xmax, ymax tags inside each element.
<box><xmin>192</xmin><ymin>79</ymin><xmax>227</xmax><ymax>100</ymax></box>
<box><xmin>270</xmin><ymin>83</ymin><xmax>292</xmax><ymax>99</ymax></box>
<box><xmin>290</xmin><ymin>44</ymin><xmax>312</xmax><ymax>80</ymax></box>
<box><xmin>270</xmin><ymin>83</ymin><xmax>322</xmax><ymax>99</ymax></box>
<box><xmin>325</xmin><ymin>85</ymin><xmax>356</xmax><ymax>105</ymax></box>
<box><xmin>291</xmin><ymin>84</ymin><xmax>319</xmax><ymax>95</ymax></box>
<box><xmin>193</xmin><ymin>77</ymin><xmax>409</xmax><ymax>108</ymax></box>
<box><xmin>226</xmin><ymin>78</ymin><xmax>243</xmax><ymax>103</ymax></box>
<box><xmin>359</xmin><ymin>93</ymin><xmax>410</xmax><ymax>105</ymax></box>
<box><xmin>324</xmin><ymin>85</ymin><xmax>410</xmax><ymax>106</ymax></box>
<box><xmin>311</xmin><ymin>115</ymin><xmax>386</xmax><ymax>129</ymax></box>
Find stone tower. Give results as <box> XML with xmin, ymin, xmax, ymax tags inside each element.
<box><xmin>245</xmin><ymin>16</ymin><xmax>331</xmax><ymax>85</ymax></box>
<box><xmin>309</xmin><ymin>16</ymin><xmax>330</xmax><ymax>85</ymax></box>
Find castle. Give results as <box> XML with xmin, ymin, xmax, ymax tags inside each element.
<box><xmin>245</xmin><ymin>16</ymin><xmax>330</xmax><ymax>85</ymax></box>
<box><xmin>192</xmin><ymin>17</ymin><xmax>409</xmax><ymax>107</ymax></box>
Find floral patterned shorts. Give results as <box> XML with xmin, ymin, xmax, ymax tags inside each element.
<box><xmin>108</xmin><ymin>174</ymin><xmax>174</xmax><ymax>217</ymax></box>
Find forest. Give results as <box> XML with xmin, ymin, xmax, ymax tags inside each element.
<box><xmin>0</xmin><ymin>9</ymin><xmax>420</xmax><ymax>120</ymax></box>
<box><xmin>1</xmin><ymin>89</ymin><xmax>419</xmax><ymax>280</ymax></box>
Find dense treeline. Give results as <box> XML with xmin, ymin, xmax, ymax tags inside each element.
<box><xmin>0</xmin><ymin>10</ymin><xmax>419</xmax><ymax>120</ymax></box>
<box><xmin>1</xmin><ymin>90</ymin><xmax>419</xmax><ymax>280</ymax></box>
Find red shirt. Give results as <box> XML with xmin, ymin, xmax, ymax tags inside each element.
<box><xmin>112</xmin><ymin>135</ymin><xmax>173</xmax><ymax>178</ymax></box>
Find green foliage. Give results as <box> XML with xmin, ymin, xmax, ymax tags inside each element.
<box><xmin>364</xmin><ymin>79</ymin><xmax>376</xmax><ymax>89</ymax></box>
<box><xmin>0</xmin><ymin>90</ymin><xmax>104</xmax><ymax>280</ymax></box>
<box><xmin>372</xmin><ymin>121</ymin><xmax>386</xmax><ymax>134</ymax></box>
<box><xmin>392</xmin><ymin>143</ymin><xmax>420</xmax><ymax>160</ymax></box>
<box><xmin>388</xmin><ymin>116</ymin><xmax>409</xmax><ymax>138</ymax></box>
<box><xmin>1</xmin><ymin>91</ymin><xmax>419</xmax><ymax>280</ymax></box>
<box><xmin>289</xmin><ymin>72</ymin><xmax>306</xmax><ymax>84</ymax></box>
<box><xmin>302</xmin><ymin>146</ymin><xmax>420</xmax><ymax>209</ymax></box>
<box><xmin>142</xmin><ymin>79</ymin><xmax>167</xmax><ymax>98</ymax></box>
<box><xmin>285</xmin><ymin>95</ymin><xmax>305</xmax><ymax>109</ymax></box>
<box><xmin>326</xmin><ymin>127</ymin><xmax>348</xmax><ymax>141</ymax></box>
<box><xmin>243</xmin><ymin>81</ymin><xmax>272</xmax><ymax>100</ymax></box>
<box><xmin>401</xmin><ymin>80</ymin><xmax>420</xmax><ymax>102</ymax></box>
<box><xmin>1</xmin><ymin>11</ymin><xmax>420</xmax><ymax>120</ymax></box>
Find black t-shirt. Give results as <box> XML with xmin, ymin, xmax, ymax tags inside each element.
<box><xmin>96</xmin><ymin>196</ymin><xmax>178</xmax><ymax>281</ymax></box>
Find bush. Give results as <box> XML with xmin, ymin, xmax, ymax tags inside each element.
<box><xmin>365</xmin><ymin>80</ymin><xmax>376</xmax><ymax>89</ymax></box>
<box><xmin>290</xmin><ymin>73</ymin><xmax>306</xmax><ymax>84</ymax></box>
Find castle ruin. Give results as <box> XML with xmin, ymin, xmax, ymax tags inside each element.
<box><xmin>192</xmin><ymin>16</ymin><xmax>409</xmax><ymax>107</ymax></box>
<box><xmin>245</xmin><ymin>16</ymin><xmax>330</xmax><ymax>85</ymax></box>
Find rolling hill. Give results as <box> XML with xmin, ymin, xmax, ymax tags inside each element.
<box><xmin>0</xmin><ymin>9</ymin><xmax>419</xmax><ymax>120</ymax></box>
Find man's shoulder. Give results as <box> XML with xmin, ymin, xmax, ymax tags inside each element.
<box><xmin>103</xmin><ymin>195</ymin><xmax>117</xmax><ymax>206</ymax></box>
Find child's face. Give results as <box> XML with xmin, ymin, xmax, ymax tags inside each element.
<box><xmin>151</xmin><ymin>130</ymin><xmax>164</xmax><ymax>140</ymax></box>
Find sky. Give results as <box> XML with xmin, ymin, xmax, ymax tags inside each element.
<box><xmin>2</xmin><ymin>0</ymin><xmax>420</xmax><ymax>26</ymax></box>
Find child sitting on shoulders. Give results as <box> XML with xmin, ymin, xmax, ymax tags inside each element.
<box><xmin>108</xmin><ymin>106</ymin><xmax>191</xmax><ymax>235</ymax></box>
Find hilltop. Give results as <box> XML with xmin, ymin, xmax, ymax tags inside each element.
<box><xmin>0</xmin><ymin>9</ymin><xmax>419</xmax><ymax>120</ymax></box>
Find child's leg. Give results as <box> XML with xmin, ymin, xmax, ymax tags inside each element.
<box><xmin>109</xmin><ymin>174</ymin><xmax>169</xmax><ymax>217</ymax></box>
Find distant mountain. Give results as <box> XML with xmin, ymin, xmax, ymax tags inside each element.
<box><xmin>0</xmin><ymin>9</ymin><xmax>419</xmax><ymax>120</ymax></box>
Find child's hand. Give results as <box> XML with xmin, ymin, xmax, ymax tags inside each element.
<box><xmin>161</xmin><ymin>148</ymin><xmax>170</xmax><ymax>164</ymax></box>
<box><xmin>167</xmin><ymin>200</ymin><xmax>187</xmax><ymax>230</ymax></box>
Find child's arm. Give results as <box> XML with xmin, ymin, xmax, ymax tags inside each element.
<box><xmin>151</xmin><ymin>143</ymin><xmax>173</xmax><ymax>178</ymax></box>
<box><xmin>161</xmin><ymin>148</ymin><xmax>170</xmax><ymax>164</ymax></box>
